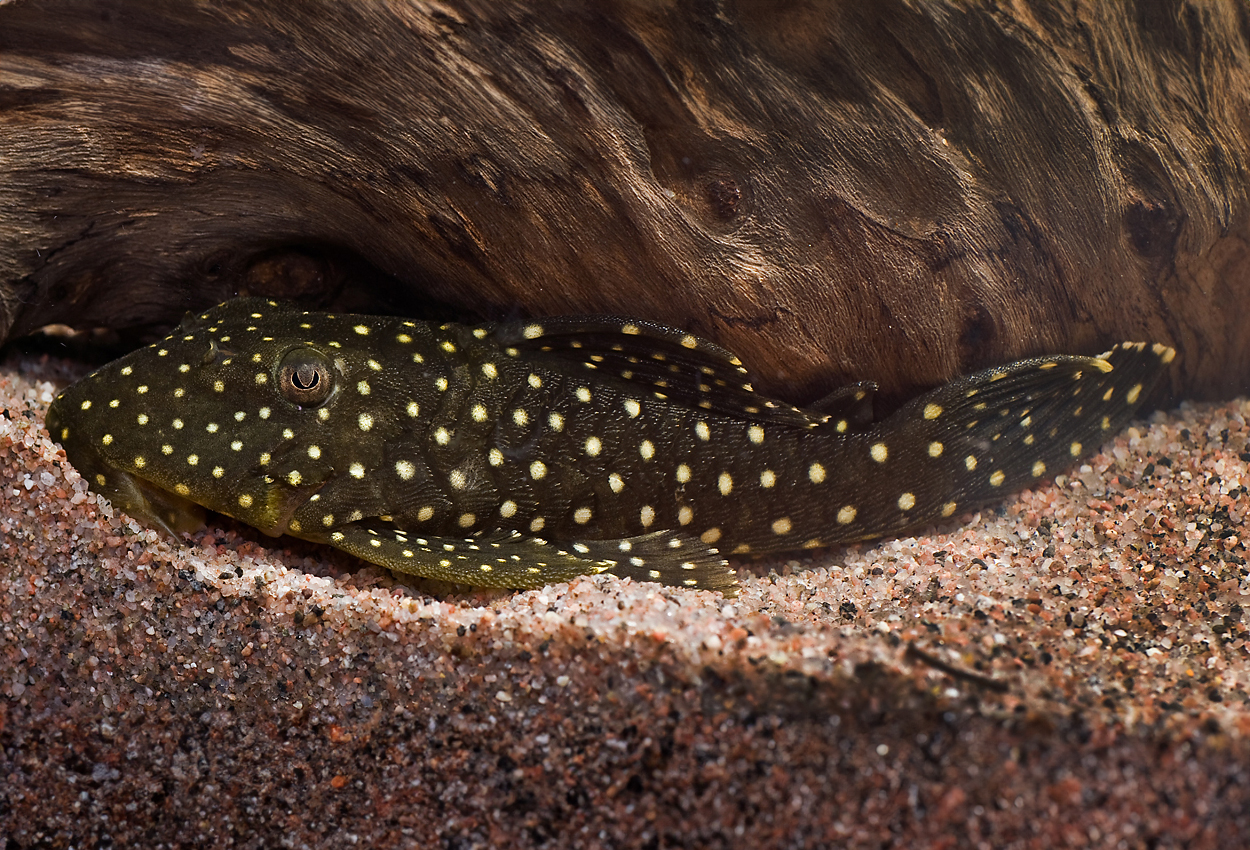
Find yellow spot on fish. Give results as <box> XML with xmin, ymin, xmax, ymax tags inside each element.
<box><xmin>1031</xmin><ymin>460</ymin><xmax>1046</xmax><ymax>477</ymax></box>
<box><xmin>488</xmin><ymin>448</ymin><xmax>504</xmax><ymax>466</ymax></box>
<box><xmin>809</xmin><ymin>463</ymin><xmax>826</xmax><ymax>484</ymax></box>
<box><xmin>771</xmin><ymin>517</ymin><xmax>792</xmax><ymax>535</ymax></box>
<box><xmin>358</xmin><ymin>413</ymin><xmax>373</xmax><ymax>431</ymax></box>
<box><xmin>523</xmin><ymin>324</ymin><xmax>544</xmax><ymax>339</ymax></box>
<box><xmin>747</xmin><ymin>425</ymin><xmax>764</xmax><ymax>444</ymax></box>
<box><xmin>836</xmin><ymin>505</ymin><xmax>857</xmax><ymax>524</ymax></box>
<box><xmin>639</xmin><ymin>440</ymin><xmax>655</xmax><ymax>460</ymax></box>
<box><xmin>395</xmin><ymin>460</ymin><xmax>416</xmax><ymax>480</ymax></box>
<box><xmin>639</xmin><ymin>505</ymin><xmax>655</xmax><ymax>527</ymax></box>
<box><xmin>175</xmin><ymin>484</ymin><xmax>190</xmax><ymax>496</ymax></box>
<box><xmin>675</xmin><ymin>464</ymin><xmax>690</xmax><ymax>483</ymax></box>
<box><xmin>965</xmin><ymin>455</ymin><xmax>977</xmax><ymax>471</ymax></box>
<box><xmin>354</xmin><ymin>325</ymin><xmax>370</xmax><ymax>335</ymax></box>
<box><xmin>585</xmin><ymin>436</ymin><xmax>602</xmax><ymax>456</ymax></box>
<box><xmin>576</xmin><ymin>387</ymin><xmax>592</xmax><ymax>403</ymax></box>
<box><xmin>678</xmin><ymin>506</ymin><xmax>693</xmax><ymax>525</ymax></box>
<box><xmin>928</xmin><ymin>441</ymin><xmax>943</xmax><ymax>457</ymax></box>
<box><xmin>608</xmin><ymin>473</ymin><xmax>624</xmax><ymax>493</ymax></box>
<box><xmin>695</xmin><ymin>421</ymin><xmax>710</xmax><ymax>441</ymax></box>
<box><xmin>760</xmin><ymin>470</ymin><xmax>776</xmax><ymax>488</ymax></box>
<box><xmin>941</xmin><ymin>502</ymin><xmax>957</xmax><ymax>517</ymax></box>
<box><xmin>308</xmin><ymin>445</ymin><xmax>321</xmax><ymax>459</ymax></box>
<box><xmin>1070</xmin><ymin>442</ymin><xmax>1082</xmax><ymax>456</ymax></box>
<box><xmin>418</xmin><ymin>506</ymin><xmax>435</xmax><ymax>522</ymax></box>
<box><xmin>624</xmin><ymin>399</ymin><xmax>641</xmax><ymax>418</ymax></box>
<box><xmin>500</xmin><ymin>500</ymin><xmax>517</xmax><ymax>518</ymax></box>
<box><xmin>870</xmin><ymin>443</ymin><xmax>888</xmax><ymax>463</ymax></box>
<box><xmin>350</xmin><ymin>463</ymin><xmax>365</xmax><ymax>479</ymax></box>
<box><xmin>718</xmin><ymin>472</ymin><xmax>733</xmax><ymax>495</ymax></box>
<box><xmin>530</xmin><ymin>461</ymin><xmax>547</xmax><ymax>480</ymax></box>
<box><xmin>101</xmin><ymin>434</ymin><xmax>113</xmax><ymax>445</ymax></box>
<box><xmin>1126</xmin><ymin>383</ymin><xmax>1142</xmax><ymax>404</ymax></box>
<box><xmin>989</xmin><ymin>470</ymin><xmax>1005</xmax><ymax>486</ymax></box>
<box><xmin>923</xmin><ymin>403</ymin><xmax>942</xmax><ymax>419</ymax></box>
<box><xmin>238</xmin><ymin>494</ymin><xmax>254</xmax><ymax>508</ymax></box>
<box><xmin>482</xmin><ymin>363</ymin><xmax>498</xmax><ymax>379</ymax></box>
<box><xmin>573</xmin><ymin>507</ymin><xmax>592</xmax><ymax>524</ymax></box>
<box><xmin>898</xmin><ymin>492</ymin><xmax>915</xmax><ymax>510</ymax></box>
<box><xmin>287</xmin><ymin>471</ymin><xmax>302</xmax><ymax>486</ymax></box>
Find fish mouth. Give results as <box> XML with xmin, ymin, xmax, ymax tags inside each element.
<box><xmin>49</xmin><ymin>410</ymin><xmax>208</xmax><ymax>538</ymax></box>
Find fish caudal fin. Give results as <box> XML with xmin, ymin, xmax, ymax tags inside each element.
<box><xmin>805</xmin><ymin>342</ymin><xmax>1174</xmax><ymax>545</ymax></box>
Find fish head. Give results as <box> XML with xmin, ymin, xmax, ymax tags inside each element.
<box><xmin>46</xmin><ymin>298</ymin><xmax>434</xmax><ymax>539</ymax></box>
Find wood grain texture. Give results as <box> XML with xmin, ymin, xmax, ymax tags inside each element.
<box><xmin>2</xmin><ymin>0</ymin><xmax>1248</xmax><ymax>405</ymax></box>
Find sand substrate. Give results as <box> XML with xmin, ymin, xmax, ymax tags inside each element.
<box><xmin>2</xmin><ymin>350</ymin><xmax>1248</xmax><ymax>849</ymax></box>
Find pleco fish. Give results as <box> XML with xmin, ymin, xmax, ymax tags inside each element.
<box><xmin>46</xmin><ymin>298</ymin><xmax>1174</xmax><ymax>595</ymax></box>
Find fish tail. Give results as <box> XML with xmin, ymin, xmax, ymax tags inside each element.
<box><xmin>804</xmin><ymin>342</ymin><xmax>1174</xmax><ymax>544</ymax></box>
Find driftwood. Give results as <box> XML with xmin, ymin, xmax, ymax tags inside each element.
<box><xmin>1</xmin><ymin>0</ymin><xmax>1248</xmax><ymax>405</ymax></box>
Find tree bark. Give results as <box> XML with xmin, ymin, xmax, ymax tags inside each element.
<box><xmin>2</xmin><ymin>0</ymin><xmax>1247</xmax><ymax>404</ymax></box>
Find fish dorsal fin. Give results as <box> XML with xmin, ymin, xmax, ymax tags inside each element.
<box><xmin>806</xmin><ymin>380</ymin><xmax>878</xmax><ymax>429</ymax></box>
<box><xmin>492</xmin><ymin>317</ymin><xmax>824</xmax><ymax>427</ymax></box>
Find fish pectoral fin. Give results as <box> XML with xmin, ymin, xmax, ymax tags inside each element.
<box><xmin>313</xmin><ymin>526</ymin><xmax>617</xmax><ymax>589</ymax></box>
<box><xmin>495</xmin><ymin>317</ymin><xmax>822</xmax><ymax>428</ymax></box>
<box><xmin>310</xmin><ymin>523</ymin><xmax>736</xmax><ymax>593</ymax></box>
<box><xmin>570</xmin><ymin>532</ymin><xmax>738</xmax><ymax>596</ymax></box>
<box><xmin>101</xmin><ymin>470</ymin><xmax>207</xmax><ymax>538</ymax></box>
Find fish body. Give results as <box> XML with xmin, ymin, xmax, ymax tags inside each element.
<box><xmin>46</xmin><ymin>298</ymin><xmax>1174</xmax><ymax>593</ymax></box>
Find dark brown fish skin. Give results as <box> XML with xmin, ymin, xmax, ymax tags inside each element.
<box><xmin>45</xmin><ymin>298</ymin><xmax>1174</xmax><ymax>593</ymax></box>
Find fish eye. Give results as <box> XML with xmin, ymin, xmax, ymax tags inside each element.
<box><xmin>277</xmin><ymin>348</ymin><xmax>335</xmax><ymax>407</ymax></box>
